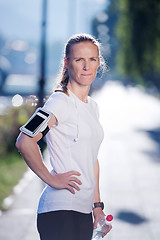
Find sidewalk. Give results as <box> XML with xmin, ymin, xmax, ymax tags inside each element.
<box><xmin>0</xmin><ymin>171</ymin><xmax>42</xmax><ymax>240</ymax></box>
<box><xmin>0</xmin><ymin>82</ymin><xmax>160</xmax><ymax>240</ymax></box>
<box><xmin>94</xmin><ymin>82</ymin><xmax>160</xmax><ymax>240</ymax></box>
<box><xmin>0</xmin><ymin>149</ymin><xmax>50</xmax><ymax>240</ymax></box>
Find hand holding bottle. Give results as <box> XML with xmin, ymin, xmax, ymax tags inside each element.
<box><xmin>92</xmin><ymin>214</ymin><xmax>113</xmax><ymax>239</ymax></box>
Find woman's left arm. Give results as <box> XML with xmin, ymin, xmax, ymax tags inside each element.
<box><xmin>93</xmin><ymin>159</ymin><xmax>112</xmax><ymax>237</ymax></box>
<box><xmin>93</xmin><ymin>160</ymin><xmax>105</xmax><ymax>227</ymax></box>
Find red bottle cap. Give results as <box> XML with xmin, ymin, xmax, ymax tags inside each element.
<box><xmin>106</xmin><ymin>214</ymin><xmax>113</xmax><ymax>222</ymax></box>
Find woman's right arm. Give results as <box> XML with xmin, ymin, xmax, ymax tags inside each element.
<box><xmin>16</xmin><ymin>114</ymin><xmax>82</xmax><ymax>194</ymax></box>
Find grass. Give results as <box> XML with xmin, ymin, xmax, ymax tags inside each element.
<box><xmin>0</xmin><ymin>150</ymin><xmax>27</xmax><ymax>210</ymax></box>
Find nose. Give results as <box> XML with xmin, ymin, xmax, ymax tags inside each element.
<box><xmin>83</xmin><ymin>60</ymin><xmax>89</xmax><ymax>71</ymax></box>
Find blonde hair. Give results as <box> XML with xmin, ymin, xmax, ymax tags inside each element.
<box><xmin>55</xmin><ymin>33</ymin><xmax>106</xmax><ymax>94</ymax></box>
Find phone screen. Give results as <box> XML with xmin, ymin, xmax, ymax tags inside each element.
<box><xmin>25</xmin><ymin>115</ymin><xmax>44</xmax><ymax>132</ymax></box>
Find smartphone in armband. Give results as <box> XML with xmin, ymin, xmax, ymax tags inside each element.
<box><xmin>20</xmin><ymin>108</ymin><xmax>52</xmax><ymax>137</ymax></box>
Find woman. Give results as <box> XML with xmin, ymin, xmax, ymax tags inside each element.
<box><xmin>16</xmin><ymin>33</ymin><xmax>112</xmax><ymax>240</ymax></box>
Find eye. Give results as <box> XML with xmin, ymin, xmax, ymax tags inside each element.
<box><xmin>75</xmin><ymin>58</ymin><xmax>83</xmax><ymax>62</ymax></box>
<box><xmin>90</xmin><ymin>58</ymin><xmax>97</xmax><ymax>61</ymax></box>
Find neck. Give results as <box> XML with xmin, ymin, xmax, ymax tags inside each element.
<box><xmin>67</xmin><ymin>82</ymin><xmax>90</xmax><ymax>103</ymax></box>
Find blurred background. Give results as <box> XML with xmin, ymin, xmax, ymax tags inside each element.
<box><xmin>0</xmin><ymin>0</ymin><xmax>160</xmax><ymax>240</ymax></box>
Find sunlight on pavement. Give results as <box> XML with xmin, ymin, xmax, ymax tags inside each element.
<box><xmin>93</xmin><ymin>81</ymin><xmax>160</xmax><ymax>240</ymax></box>
<box><xmin>93</xmin><ymin>81</ymin><xmax>160</xmax><ymax>133</ymax></box>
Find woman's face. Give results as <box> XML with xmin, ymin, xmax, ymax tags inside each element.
<box><xmin>65</xmin><ymin>41</ymin><xmax>100</xmax><ymax>87</ymax></box>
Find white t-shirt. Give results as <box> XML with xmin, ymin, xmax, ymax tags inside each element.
<box><xmin>37</xmin><ymin>89</ymin><xmax>104</xmax><ymax>214</ymax></box>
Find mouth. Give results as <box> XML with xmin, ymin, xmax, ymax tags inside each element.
<box><xmin>81</xmin><ymin>73</ymin><xmax>92</xmax><ymax>77</ymax></box>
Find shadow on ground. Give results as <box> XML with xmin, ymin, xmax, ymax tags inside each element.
<box><xmin>116</xmin><ymin>210</ymin><xmax>148</xmax><ymax>224</ymax></box>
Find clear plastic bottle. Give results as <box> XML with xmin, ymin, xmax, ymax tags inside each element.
<box><xmin>92</xmin><ymin>214</ymin><xmax>113</xmax><ymax>240</ymax></box>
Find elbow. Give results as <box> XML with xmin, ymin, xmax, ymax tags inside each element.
<box><xmin>16</xmin><ymin>140</ymin><xmax>20</xmax><ymax>150</ymax></box>
<box><xmin>15</xmin><ymin>137</ymin><xmax>23</xmax><ymax>151</ymax></box>
<box><xmin>16</xmin><ymin>132</ymin><xmax>39</xmax><ymax>152</ymax></box>
<box><xmin>15</xmin><ymin>133</ymin><xmax>28</xmax><ymax>152</ymax></box>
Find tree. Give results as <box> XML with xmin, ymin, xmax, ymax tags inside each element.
<box><xmin>92</xmin><ymin>0</ymin><xmax>160</xmax><ymax>90</ymax></box>
<box><xmin>115</xmin><ymin>0</ymin><xmax>160</xmax><ymax>89</ymax></box>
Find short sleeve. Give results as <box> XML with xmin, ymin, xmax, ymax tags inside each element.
<box><xmin>42</xmin><ymin>92</ymin><xmax>69</xmax><ymax>123</ymax></box>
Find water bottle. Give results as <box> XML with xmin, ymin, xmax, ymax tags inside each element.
<box><xmin>92</xmin><ymin>214</ymin><xmax>113</xmax><ymax>240</ymax></box>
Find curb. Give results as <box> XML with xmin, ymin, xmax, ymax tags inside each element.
<box><xmin>1</xmin><ymin>168</ymin><xmax>35</xmax><ymax>211</ymax></box>
<box><xmin>1</xmin><ymin>149</ymin><xmax>50</xmax><ymax>213</ymax></box>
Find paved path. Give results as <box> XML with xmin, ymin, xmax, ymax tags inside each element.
<box><xmin>0</xmin><ymin>150</ymin><xmax>50</xmax><ymax>240</ymax></box>
<box><xmin>93</xmin><ymin>82</ymin><xmax>160</xmax><ymax>240</ymax></box>
<box><xmin>0</xmin><ymin>171</ymin><xmax>42</xmax><ymax>240</ymax></box>
<box><xmin>0</xmin><ymin>81</ymin><xmax>160</xmax><ymax>240</ymax></box>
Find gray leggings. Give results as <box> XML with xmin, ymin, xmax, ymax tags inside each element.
<box><xmin>37</xmin><ymin>210</ymin><xmax>93</xmax><ymax>240</ymax></box>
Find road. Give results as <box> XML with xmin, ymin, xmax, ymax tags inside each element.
<box><xmin>0</xmin><ymin>81</ymin><xmax>160</xmax><ymax>240</ymax></box>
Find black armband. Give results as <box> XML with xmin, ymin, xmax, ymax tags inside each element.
<box><xmin>41</xmin><ymin>126</ymin><xmax>50</xmax><ymax>137</ymax></box>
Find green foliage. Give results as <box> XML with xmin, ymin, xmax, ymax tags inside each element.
<box><xmin>0</xmin><ymin>105</ymin><xmax>35</xmax><ymax>156</ymax></box>
<box><xmin>0</xmin><ymin>104</ymin><xmax>35</xmax><ymax>209</ymax></box>
<box><xmin>115</xmin><ymin>0</ymin><xmax>160</xmax><ymax>89</ymax></box>
<box><xmin>0</xmin><ymin>151</ymin><xmax>27</xmax><ymax>209</ymax></box>
<box><xmin>115</xmin><ymin>0</ymin><xmax>138</xmax><ymax>77</ymax></box>
<box><xmin>99</xmin><ymin>0</ymin><xmax>160</xmax><ymax>90</ymax></box>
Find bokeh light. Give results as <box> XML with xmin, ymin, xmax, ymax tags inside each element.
<box><xmin>12</xmin><ymin>94</ymin><xmax>23</xmax><ymax>107</ymax></box>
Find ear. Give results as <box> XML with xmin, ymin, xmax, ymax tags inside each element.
<box><xmin>64</xmin><ymin>57</ymin><xmax>68</xmax><ymax>68</ymax></box>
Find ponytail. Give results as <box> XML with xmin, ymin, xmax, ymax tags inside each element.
<box><xmin>55</xmin><ymin>65</ymin><xmax>69</xmax><ymax>95</ymax></box>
